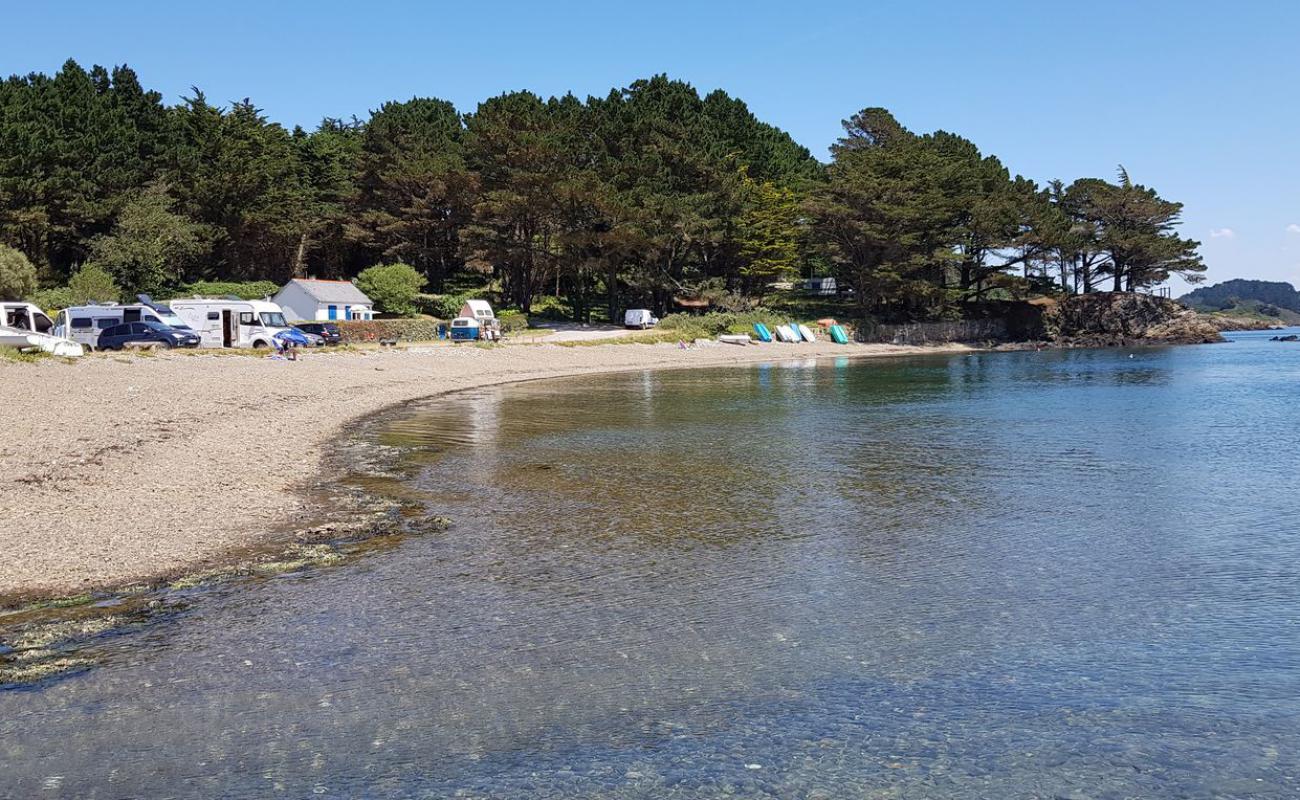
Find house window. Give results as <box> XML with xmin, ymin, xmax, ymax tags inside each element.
<box><xmin>327</xmin><ymin>305</ymin><xmax>337</xmax><ymax>320</ymax></box>
<box><xmin>344</xmin><ymin>305</ymin><xmax>351</xmax><ymax>320</ymax></box>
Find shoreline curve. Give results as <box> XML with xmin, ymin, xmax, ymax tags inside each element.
<box><xmin>1</xmin><ymin>340</ymin><xmax>973</xmax><ymax>605</ymax></box>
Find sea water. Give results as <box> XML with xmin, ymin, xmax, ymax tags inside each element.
<box><xmin>2</xmin><ymin>330</ymin><xmax>1298</xmax><ymax>798</ymax></box>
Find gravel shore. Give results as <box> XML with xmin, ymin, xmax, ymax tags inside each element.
<box><xmin>0</xmin><ymin>339</ymin><xmax>968</xmax><ymax>601</ymax></box>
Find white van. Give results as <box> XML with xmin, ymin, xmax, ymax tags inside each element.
<box><xmin>54</xmin><ymin>297</ymin><xmax>193</xmax><ymax>350</ymax></box>
<box><xmin>624</xmin><ymin>309</ymin><xmax>659</xmax><ymax>329</ymax></box>
<box><xmin>457</xmin><ymin>299</ymin><xmax>501</xmax><ymax>341</ymax></box>
<box><xmin>3</xmin><ymin>302</ymin><xmax>57</xmax><ymax>336</ymax></box>
<box><xmin>1</xmin><ymin>302</ymin><xmax>85</xmax><ymax>357</ymax></box>
<box><xmin>169</xmin><ymin>298</ymin><xmax>294</xmax><ymax>349</ymax></box>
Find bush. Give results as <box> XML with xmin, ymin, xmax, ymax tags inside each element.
<box><xmin>657</xmin><ymin>310</ymin><xmax>785</xmax><ymax>336</ymax></box>
<box><xmin>422</xmin><ymin>291</ymin><xmax>472</xmax><ymax>320</ymax></box>
<box><xmin>497</xmin><ymin>310</ymin><xmax>529</xmax><ymax>333</ymax></box>
<box><xmin>334</xmin><ymin>318</ymin><xmax>440</xmax><ymax>344</ymax></box>
<box><xmin>356</xmin><ymin>263</ymin><xmax>426</xmax><ymax>316</ymax></box>
<box><xmin>528</xmin><ymin>295</ymin><xmax>571</xmax><ymax>320</ymax></box>
<box><xmin>28</xmin><ymin>286</ymin><xmax>75</xmax><ymax>312</ymax></box>
<box><xmin>67</xmin><ymin>263</ymin><xmax>121</xmax><ymax>304</ymax></box>
<box><xmin>173</xmin><ymin>280</ymin><xmax>279</xmax><ymax>300</ymax></box>
<box><xmin>694</xmin><ymin>279</ymin><xmax>760</xmax><ymax>313</ymax></box>
<box><xmin>0</xmin><ymin>244</ymin><xmax>38</xmax><ymax>301</ymax></box>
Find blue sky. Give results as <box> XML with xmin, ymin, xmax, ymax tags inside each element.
<box><xmin>5</xmin><ymin>0</ymin><xmax>1298</xmax><ymax>292</ymax></box>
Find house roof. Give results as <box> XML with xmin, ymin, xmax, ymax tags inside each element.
<box><xmin>281</xmin><ymin>279</ymin><xmax>373</xmax><ymax>305</ymax></box>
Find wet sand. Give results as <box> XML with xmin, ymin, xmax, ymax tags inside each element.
<box><xmin>0</xmin><ymin>339</ymin><xmax>969</xmax><ymax>601</ymax></box>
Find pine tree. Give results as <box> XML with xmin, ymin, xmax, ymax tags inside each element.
<box><xmin>346</xmin><ymin>99</ymin><xmax>474</xmax><ymax>291</ymax></box>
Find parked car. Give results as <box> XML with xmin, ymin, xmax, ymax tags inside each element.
<box><xmin>624</xmin><ymin>309</ymin><xmax>659</xmax><ymax>329</ymax></box>
<box><xmin>97</xmin><ymin>321</ymin><xmax>202</xmax><ymax>350</ymax></box>
<box><xmin>294</xmin><ymin>322</ymin><xmax>342</xmax><ymax>345</ymax></box>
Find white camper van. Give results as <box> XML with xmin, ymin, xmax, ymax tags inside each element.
<box><xmin>624</xmin><ymin>309</ymin><xmax>659</xmax><ymax>329</ymax></box>
<box><xmin>458</xmin><ymin>299</ymin><xmax>501</xmax><ymax>341</ymax></box>
<box><xmin>169</xmin><ymin>298</ymin><xmax>294</xmax><ymax>349</ymax></box>
<box><xmin>53</xmin><ymin>297</ymin><xmax>193</xmax><ymax>350</ymax></box>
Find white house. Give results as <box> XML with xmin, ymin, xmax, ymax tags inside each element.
<box><xmin>273</xmin><ymin>279</ymin><xmax>375</xmax><ymax>322</ymax></box>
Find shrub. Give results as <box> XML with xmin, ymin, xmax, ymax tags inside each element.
<box><xmin>657</xmin><ymin>310</ymin><xmax>785</xmax><ymax>337</ymax></box>
<box><xmin>694</xmin><ymin>279</ymin><xmax>760</xmax><ymax>313</ymax></box>
<box><xmin>529</xmin><ymin>295</ymin><xmax>571</xmax><ymax>320</ymax></box>
<box><xmin>356</xmin><ymin>263</ymin><xmax>426</xmax><ymax>316</ymax></box>
<box><xmin>423</xmin><ymin>291</ymin><xmax>472</xmax><ymax>320</ymax></box>
<box><xmin>28</xmin><ymin>286</ymin><xmax>75</xmax><ymax>312</ymax></box>
<box><xmin>334</xmin><ymin>318</ymin><xmax>440</xmax><ymax>344</ymax></box>
<box><xmin>0</xmin><ymin>244</ymin><xmax>38</xmax><ymax>301</ymax></box>
<box><xmin>173</xmin><ymin>280</ymin><xmax>279</xmax><ymax>300</ymax></box>
<box><xmin>67</xmin><ymin>263</ymin><xmax>121</xmax><ymax>304</ymax></box>
<box><xmin>414</xmin><ymin>293</ymin><xmax>447</xmax><ymax>317</ymax></box>
<box><xmin>497</xmin><ymin>310</ymin><xmax>529</xmax><ymax>332</ymax></box>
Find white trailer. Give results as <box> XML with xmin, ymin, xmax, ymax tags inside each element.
<box><xmin>169</xmin><ymin>298</ymin><xmax>294</xmax><ymax>349</ymax></box>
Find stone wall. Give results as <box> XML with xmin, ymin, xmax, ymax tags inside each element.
<box><xmin>855</xmin><ymin>318</ymin><xmax>1008</xmax><ymax>344</ymax></box>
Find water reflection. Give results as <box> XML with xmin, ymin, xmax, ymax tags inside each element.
<box><xmin>3</xmin><ymin>340</ymin><xmax>1300</xmax><ymax>798</ymax></box>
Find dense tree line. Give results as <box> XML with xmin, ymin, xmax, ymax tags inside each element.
<box><xmin>0</xmin><ymin>59</ymin><xmax>1205</xmax><ymax>319</ymax></box>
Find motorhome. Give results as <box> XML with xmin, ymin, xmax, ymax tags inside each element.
<box><xmin>457</xmin><ymin>299</ymin><xmax>500</xmax><ymax>341</ymax></box>
<box><xmin>449</xmin><ymin>316</ymin><xmax>481</xmax><ymax>341</ymax></box>
<box><xmin>53</xmin><ymin>296</ymin><xmax>193</xmax><ymax>350</ymax></box>
<box><xmin>1</xmin><ymin>302</ymin><xmax>85</xmax><ymax>357</ymax></box>
<box><xmin>804</xmin><ymin>276</ymin><xmax>838</xmax><ymax>296</ymax></box>
<box><xmin>169</xmin><ymin>298</ymin><xmax>295</xmax><ymax>349</ymax></box>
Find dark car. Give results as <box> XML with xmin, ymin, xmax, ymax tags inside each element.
<box><xmin>97</xmin><ymin>321</ymin><xmax>202</xmax><ymax>350</ymax></box>
<box><xmin>294</xmin><ymin>322</ymin><xmax>342</xmax><ymax>345</ymax></box>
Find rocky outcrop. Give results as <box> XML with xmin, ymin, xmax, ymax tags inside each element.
<box><xmin>1198</xmin><ymin>314</ymin><xmax>1285</xmax><ymax>332</ymax></box>
<box><xmin>1042</xmin><ymin>293</ymin><xmax>1225</xmax><ymax>346</ymax></box>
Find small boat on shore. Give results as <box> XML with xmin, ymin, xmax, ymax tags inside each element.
<box><xmin>0</xmin><ymin>327</ymin><xmax>86</xmax><ymax>357</ymax></box>
<box><xmin>718</xmin><ymin>334</ymin><xmax>751</xmax><ymax>346</ymax></box>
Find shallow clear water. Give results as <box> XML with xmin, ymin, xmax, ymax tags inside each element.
<box><xmin>4</xmin><ymin>331</ymin><xmax>1300</xmax><ymax>798</ymax></box>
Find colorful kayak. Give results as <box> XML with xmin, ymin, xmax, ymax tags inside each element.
<box><xmin>829</xmin><ymin>324</ymin><xmax>849</xmax><ymax>344</ymax></box>
<box><xmin>753</xmin><ymin>323</ymin><xmax>773</xmax><ymax>342</ymax></box>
